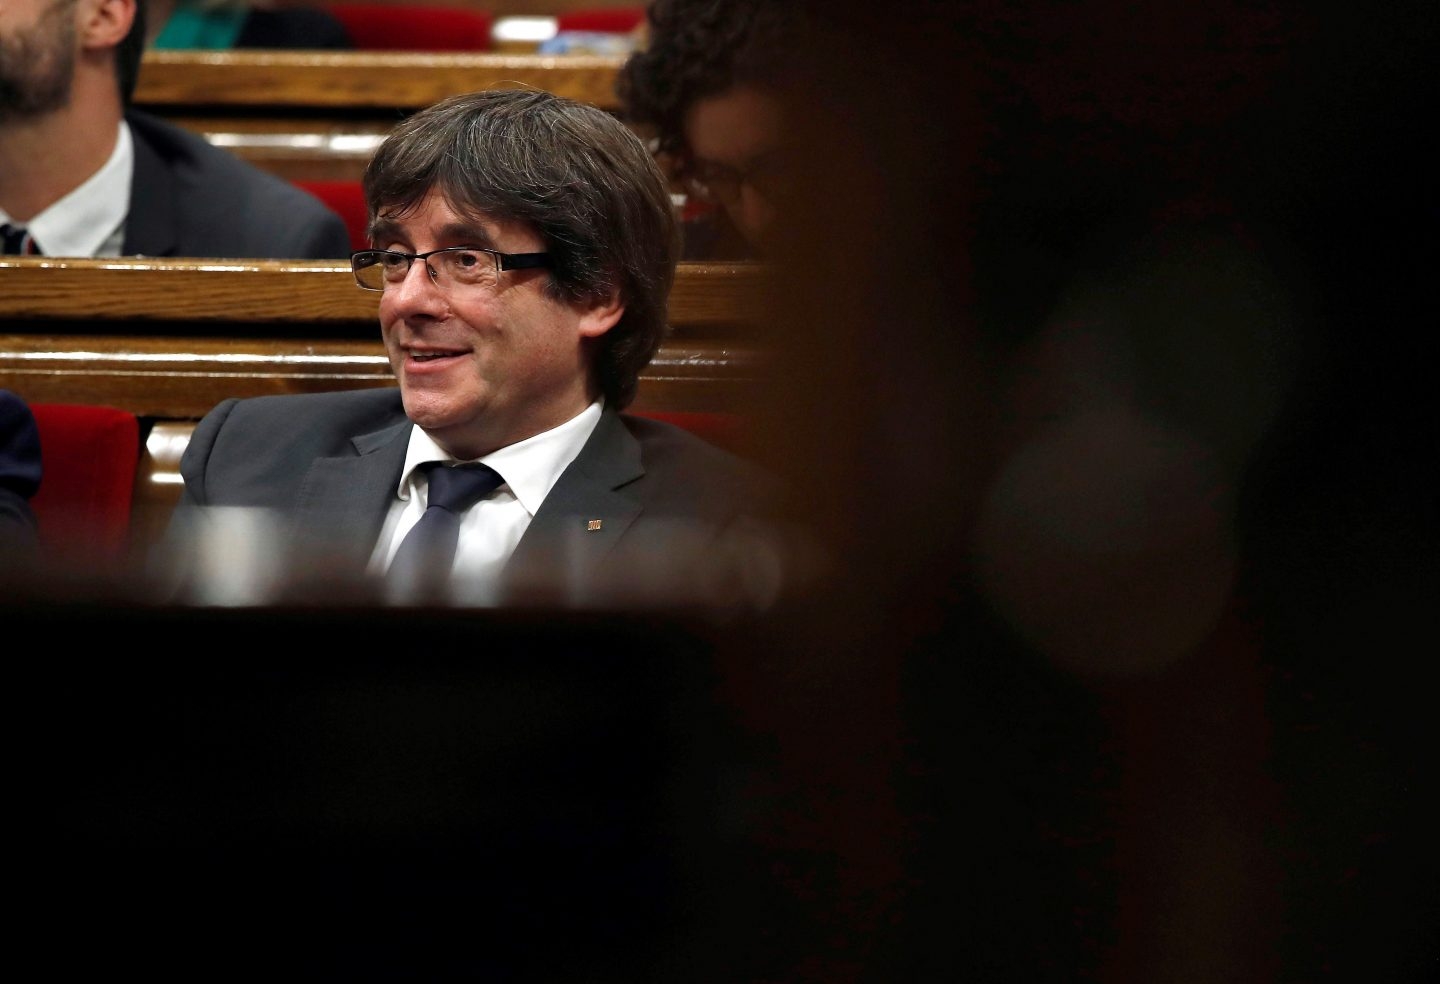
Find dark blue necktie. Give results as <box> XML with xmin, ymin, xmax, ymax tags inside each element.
<box><xmin>388</xmin><ymin>461</ymin><xmax>504</xmax><ymax>595</ymax></box>
<box><xmin>1</xmin><ymin>223</ymin><xmax>41</xmax><ymax>255</ymax></box>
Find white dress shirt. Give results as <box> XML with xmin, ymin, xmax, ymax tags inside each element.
<box><xmin>0</xmin><ymin>121</ymin><xmax>131</xmax><ymax>258</ymax></box>
<box><xmin>369</xmin><ymin>400</ymin><xmax>604</xmax><ymax>601</ymax></box>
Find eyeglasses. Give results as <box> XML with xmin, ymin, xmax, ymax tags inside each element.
<box><xmin>350</xmin><ymin>246</ymin><xmax>552</xmax><ymax>292</ymax></box>
<box><xmin>683</xmin><ymin>150</ymin><xmax>788</xmax><ymax>208</ymax></box>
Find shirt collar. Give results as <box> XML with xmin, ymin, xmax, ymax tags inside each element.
<box><xmin>16</xmin><ymin>121</ymin><xmax>132</xmax><ymax>258</ymax></box>
<box><xmin>398</xmin><ymin>400</ymin><xmax>604</xmax><ymax>517</ymax></box>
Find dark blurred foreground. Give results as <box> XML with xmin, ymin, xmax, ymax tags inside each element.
<box><xmin>17</xmin><ymin>603</ymin><xmax>753</xmax><ymax>980</ymax></box>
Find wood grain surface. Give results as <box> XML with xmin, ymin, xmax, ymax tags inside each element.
<box><xmin>135</xmin><ymin>51</ymin><xmax>625</xmax><ymax>110</ymax></box>
<box><xmin>0</xmin><ymin>258</ymin><xmax>766</xmax><ymax>328</ymax></box>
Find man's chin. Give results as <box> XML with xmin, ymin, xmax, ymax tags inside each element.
<box><xmin>399</xmin><ymin>391</ymin><xmax>464</xmax><ymax>432</ymax></box>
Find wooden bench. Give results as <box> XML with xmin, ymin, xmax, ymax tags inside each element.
<box><xmin>135</xmin><ymin>50</ymin><xmax>626</xmax><ymax>182</ymax></box>
<box><xmin>1</xmin><ymin>257</ymin><xmax>773</xmax><ymax>561</ymax></box>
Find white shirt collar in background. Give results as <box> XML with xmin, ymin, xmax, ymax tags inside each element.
<box><xmin>12</xmin><ymin>121</ymin><xmax>132</xmax><ymax>258</ymax></box>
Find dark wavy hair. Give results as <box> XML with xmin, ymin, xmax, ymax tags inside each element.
<box><xmin>616</xmin><ymin>0</ymin><xmax>803</xmax><ymax>158</ymax></box>
<box><xmin>363</xmin><ymin>88</ymin><xmax>680</xmax><ymax>409</ymax></box>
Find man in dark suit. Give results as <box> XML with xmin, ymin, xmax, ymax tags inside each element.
<box><xmin>163</xmin><ymin>88</ymin><xmax>785</xmax><ymax>608</ymax></box>
<box><xmin>0</xmin><ymin>0</ymin><xmax>350</xmax><ymax>258</ymax></box>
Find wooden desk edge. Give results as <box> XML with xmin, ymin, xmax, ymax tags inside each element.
<box><xmin>136</xmin><ymin>50</ymin><xmax>627</xmax><ymax>110</ymax></box>
<box><xmin>0</xmin><ymin>258</ymin><xmax>768</xmax><ymax>324</ymax></box>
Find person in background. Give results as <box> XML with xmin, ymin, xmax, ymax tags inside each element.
<box><xmin>0</xmin><ymin>0</ymin><xmax>351</xmax><ymax>258</ymax></box>
<box><xmin>0</xmin><ymin>390</ymin><xmax>42</xmax><ymax>557</ymax></box>
<box><xmin>616</xmin><ymin>0</ymin><xmax>804</xmax><ymax>259</ymax></box>
<box><xmin>146</xmin><ymin>0</ymin><xmax>352</xmax><ymax>50</ymax></box>
<box><xmin>162</xmin><ymin>88</ymin><xmax>786</xmax><ymax>608</ymax></box>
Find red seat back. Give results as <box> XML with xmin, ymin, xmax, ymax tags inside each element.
<box><xmin>326</xmin><ymin>4</ymin><xmax>493</xmax><ymax>51</ymax></box>
<box><xmin>295</xmin><ymin>179</ymin><xmax>369</xmax><ymax>253</ymax></box>
<box><xmin>29</xmin><ymin>403</ymin><xmax>141</xmax><ymax>560</ymax></box>
<box><xmin>555</xmin><ymin>7</ymin><xmax>646</xmax><ymax>34</ymax></box>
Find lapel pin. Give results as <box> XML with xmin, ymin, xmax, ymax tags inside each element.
<box><xmin>586</xmin><ymin>519</ymin><xmax>603</xmax><ymax>532</ymax></box>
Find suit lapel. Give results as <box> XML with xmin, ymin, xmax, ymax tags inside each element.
<box><xmin>504</xmin><ymin>409</ymin><xmax>645</xmax><ymax>596</ymax></box>
<box><xmin>291</xmin><ymin>416</ymin><xmax>411</xmax><ymax>572</ymax></box>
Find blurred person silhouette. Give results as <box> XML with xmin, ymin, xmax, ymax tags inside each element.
<box><xmin>617</xmin><ymin>0</ymin><xmax>805</xmax><ymax>259</ymax></box>
<box><xmin>146</xmin><ymin>0</ymin><xmax>352</xmax><ymax>50</ymax></box>
<box><xmin>161</xmin><ymin>88</ymin><xmax>788</xmax><ymax>608</ymax></box>
<box><xmin>0</xmin><ymin>0</ymin><xmax>351</xmax><ymax>258</ymax></box>
<box><xmin>0</xmin><ymin>389</ymin><xmax>42</xmax><ymax>558</ymax></box>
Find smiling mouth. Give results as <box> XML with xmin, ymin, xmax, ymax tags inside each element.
<box><xmin>407</xmin><ymin>349</ymin><xmax>466</xmax><ymax>362</ymax></box>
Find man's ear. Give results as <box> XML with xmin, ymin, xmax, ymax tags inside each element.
<box><xmin>79</xmin><ymin>0</ymin><xmax>136</xmax><ymax>51</ymax></box>
<box><xmin>576</xmin><ymin>289</ymin><xmax>626</xmax><ymax>339</ymax></box>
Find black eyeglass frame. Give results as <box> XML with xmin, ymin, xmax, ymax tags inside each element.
<box><xmin>680</xmin><ymin>148</ymin><xmax>790</xmax><ymax>208</ymax></box>
<box><xmin>349</xmin><ymin>246</ymin><xmax>553</xmax><ymax>292</ymax></box>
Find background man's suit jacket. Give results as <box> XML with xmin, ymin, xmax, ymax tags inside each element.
<box><xmin>0</xmin><ymin>390</ymin><xmax>41</xmax><ymax>548</ymax></box>
<box><xmin>167</xmin><ymin>387</ymin><xmax>785</xmax><ymax>606</ymax></box>
<box><xmin>124</xmin><ymin>110</ymin><xmax>352</xmax><ymax>260</ymax></box>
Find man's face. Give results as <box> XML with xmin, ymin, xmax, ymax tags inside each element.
<box><xmin>374</xmin><ymin>188</ymin><xmax>619</xmax><ymax>460</ymax></box>
<box><xmin>682</xmin><ymin>84</ymin><xmax>787</xmax><ymax>254</ymax></box>
<box><xmin>0</xmin><ymin>0</ymin><xmax>77</xmax><ymax>122</ymax></box>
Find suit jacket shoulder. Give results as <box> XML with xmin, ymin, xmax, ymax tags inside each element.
<box><xmin>505</xmin><ymin>409</ymin><xmax>791</xmax><ymax>608</ymax></box>
<box><xmin>124</xmin><ymin>110</ymin><xmax>352</xmax><ymax>259</ymax></box>
<box><xmin>178</xmin><ymin>388</ymin><xmax>407</xmax><ymax>509</ymax></box>
<box><xmin>164</xmin><ymin>388</ymin><xmax>409</xmax><ymax>588</ymax></box>
<box><xmin>620</xmin><ymin>412</ymin><xmax>781</xmax><ymax>515</ymax></box>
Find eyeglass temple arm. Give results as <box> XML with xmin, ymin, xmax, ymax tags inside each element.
<box><xmin>499</xmin><ymin>252</ymin><xmax>552</xmax><ymax>271</ymax></box>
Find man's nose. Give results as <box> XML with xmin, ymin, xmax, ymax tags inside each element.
<box><xmin>385</xmin><ymin>258</ymin><xmax>447</xmax><ymax>314</ymax></box>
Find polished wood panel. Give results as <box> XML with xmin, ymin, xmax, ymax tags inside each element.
<box><xmin>0</xmin><ymin>333</ymin><xmax>759</xmax><ymax>419</ymax></box>
<box><xmin>1</xmin><ymin>258</ymin><xmax>772</xmax><ymax>417</ymax></box>
<box><xmin>164</xmin><ymin>116</ymin><xmax>391</xmax><ymax>182</ymax></box>
<box><xmin>1</xmin><ymin>335</ymin><xmax>389</xmax><ymax>418</ymax></box>
<box><xmin>133</xmin><ymin>49</ymin><xmax>631</xmax><ymax>179</ymax></box>
<box><xmin>135</xmin><ymin>50</ymin><xmax>624</xmax><ymax>111</ymax></box>
<box><xmin>3</xmin><ymin>258</ymin><xmax>376</xmax><ymax>323</ymax></box>
<box><xmin>0</xmin><ymin>258</ymin><xmax>764</xmax><ymax>329</ymax></box>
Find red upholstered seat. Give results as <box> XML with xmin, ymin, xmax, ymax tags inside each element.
<box><xmin>555</xmin><ymin>7</ymin><xmax>646</xmax><ymax>34</ymax></box>
<box><xmin>29</xmin><ymin>403</ymin><xmax>141</xmax><ymax>559</ymax></box>
<box><xmin>295</xmin><ymin>179</ymin><xmax>369</xmax><ymax>253</ymax></box>
<box><xmin>326</xmin><ymin>4</ymin><xmax>494</xmax><ymax>51</ymax></box>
